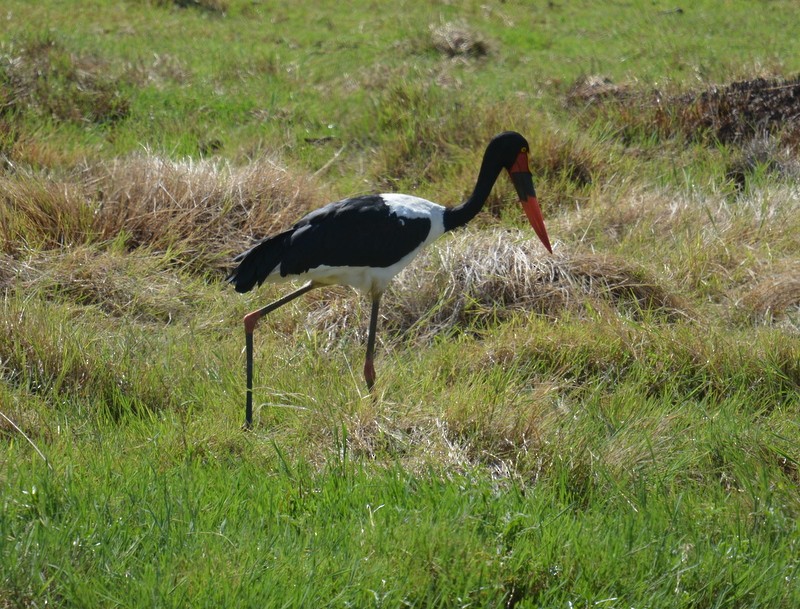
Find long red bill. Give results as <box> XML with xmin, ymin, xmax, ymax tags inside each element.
<box><xmin>522</xmin><ymin>195</ymin><xmax>553</xmax><ymax>254</ymax></box>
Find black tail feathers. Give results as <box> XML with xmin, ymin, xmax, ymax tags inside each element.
<box><xmin>227</xmin><ymin>231</ymin><xmax>289</xmax><ymax>293</ymax></box>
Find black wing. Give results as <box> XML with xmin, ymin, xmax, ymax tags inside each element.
<box><xmin>227</xmin><ymin>228</ymin><xmax>293</xmax><ymax>293</ymax></box>
<box><xmin>279</xmin><ymin>195</ymin><xmax>431</xmax><ymax>276</ymax></box>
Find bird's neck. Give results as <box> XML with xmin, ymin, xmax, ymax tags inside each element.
<box><xmin>443</xmin><ymin>157</ymin><xmax>504</xmax><ymax>232</ymax></box>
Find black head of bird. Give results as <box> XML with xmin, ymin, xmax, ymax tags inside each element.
<box><xmin>486</xmin><ymin>131</ymin><xmax>553</xmax><ymax>254</ymax></box>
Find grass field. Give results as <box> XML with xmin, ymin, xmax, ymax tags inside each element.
<box><xmin>2</xmin><ymin>0</ymin><xmax>799</xmax><ymax>607</ymax></box>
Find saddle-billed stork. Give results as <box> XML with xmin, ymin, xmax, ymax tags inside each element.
<box><xmin>229</xmin><ymin>131</ymin><xmax>553</xmax><ymax>428</ymax></box>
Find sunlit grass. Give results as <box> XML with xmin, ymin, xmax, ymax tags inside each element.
<box><xmin>1</xmin><ymin>0</ymin><xmax>800</xmax><ymax>606</ymax></box>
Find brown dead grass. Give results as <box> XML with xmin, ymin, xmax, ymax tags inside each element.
<box><xmin>429</xmin><ymin>21</ymin><xmax>490</xmax><ymax>59</ymax></box>
<box><xmin>558</xmin><ymin>180</ymin><xmax>800</xmax><ymax>309</ymax></box>
<box><xmin>685</xmin><ymin>76</ymin><xmax>800</xmax><ymax>144</ymax></box>
<box><xmin>565</xmin><ymin>74</ymin><xmax>630</xmax><ymax>107</ymax></box>
<box><xmin>568</xmin><ymin>74</ymin><xmax>800</xmax><ymax>153</ymax></box>
<box><xmin>1</xmin><ymin>153</ymin><xmax>319</xmax><ymax>270</ymax></box>
<box><xmin>86</xmin><ymin>154</ymin><xmax>319</xmax><ymax>266</ymax></box>
<box><xmin>305</xmin><ymin>229</ymin><xmax>687</xmax><ymax>346</ymax></box>
<box><xmin>738</xmin><ymin>271</ymin><xmax>800</xmax><ymax>329</ymax></box>
<box><xmin>3</xmin><ymin>147</ymin><xmax>794</xmax><ymax>344</ymax></box>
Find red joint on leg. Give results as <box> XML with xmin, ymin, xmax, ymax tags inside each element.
<box><xmin>364</xmin><ymin>359</ymin><xmax>376</xmax><ymax>391</ymax></box>
<box><xmin>244</xmin><ymin>310</ymin><xmax>262</xmax><ymax>334</ymax></box>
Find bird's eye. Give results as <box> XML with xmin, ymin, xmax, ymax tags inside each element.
<box><xmin>521</xmin><ymin>147</ymin><xmax>528</xmax><ymax>153</ymax></box>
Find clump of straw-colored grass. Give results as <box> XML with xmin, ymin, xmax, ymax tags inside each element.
<box><xmin>1</xmin><ymin>153</ymin><xmax>319</xmax><ymax>271</ymax></box>
<box><xmin>737</xmin><ymin>271</ymin><xmax>800</xmax><ymax>331</ymax></box>
<box><xmin>429</xmin><ymin>21</ymin><xmax>490</xmax><ymax>59</ymax></box>
<box><xmin>85</xmin><ymin>153</ymin><xmax>319</xmax><ymax>267</ymax></box>
<box><xmin>2</xmin><ymin>246</ymin><xmax>198</xmax><ymax>323</ymax></box>
<box><xmin>305</xmin><ymin>229</ymin><xmax>687</xmax><ymax>346</ymax></box>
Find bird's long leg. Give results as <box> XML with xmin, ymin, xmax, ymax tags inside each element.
<box><xmin>364</xmin><ymin>293</ymin><xmax>382</xmax><ymax>392</ymax></box>
<box><xmin>244</xmin><ymin>281</ymin><xmax>317</xmax><ymax>429</ymax></box>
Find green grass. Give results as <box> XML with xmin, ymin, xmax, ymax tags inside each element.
<box><xmin>2</xmin><ymin>285</ymin><xmax>798</xmax><ymax>605</ymax></box>
<box><xmin>2</xmin><ymin>0</ymin><xmax>800</xmax><ymax>606</ymax></box>
<box><xmin>4</xmin><ymin>439</ymin><xmax>798</xmax><ymax>607</ymax></box>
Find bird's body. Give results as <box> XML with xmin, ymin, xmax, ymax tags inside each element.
<box><xmin>230</xmin><ymin>131</ymin><xmax>553</xmax><ymax>428</ymax></box>
<box><xmin>230</xmin><ymin>193</ymin><xmax>446</xmax><ymax>296</ymax></box>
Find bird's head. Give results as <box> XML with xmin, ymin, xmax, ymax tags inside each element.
<box><xmin>490</xmin><ymin>131</ymin><xmax>553</xmax><ymax>254</ymax></box>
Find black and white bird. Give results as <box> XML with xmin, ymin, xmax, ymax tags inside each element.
<box><xmin>229</xmin><ymin>131</ymin><xmax>553</xmax><ymax>427</ymax></box>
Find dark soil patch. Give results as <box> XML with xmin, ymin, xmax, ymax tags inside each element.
<box><xmin>569</xmin><ymin>74</ymin><xmax>800</xmax><ymax>146</ymax></box>
<box><xmin>685</xmin><ymin>76</ymin><xmax>800</xmax><ymax>143</ymax></box>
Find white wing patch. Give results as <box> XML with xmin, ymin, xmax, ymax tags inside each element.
<box><xmin>381</xmin><ymin>193</ymin><xmax>446</xmax><ymax>245</ymax></box>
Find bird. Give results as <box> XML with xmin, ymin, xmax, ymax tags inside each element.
<box><xmin>228</xmin><ymin>131</ymin><xmax>553</xmax><ymax>428</ymax></box>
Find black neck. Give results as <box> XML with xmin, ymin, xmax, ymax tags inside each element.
<box><xmin>443</xmin><ymin>154</ymin><xmax>504</xmax><ymax>232</ymax></box>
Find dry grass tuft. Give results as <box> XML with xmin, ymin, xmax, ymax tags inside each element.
<box><xmin>565</xmin><ymin>74</ymin><xmax>629</xmax><ymax>107</ymax></box>
<box><xmin>343</xmin><ymin>413</ymin><xmax>477</xmax><ymax>474</ymax></box>
<box><xmin>574</xmin><ymin>75</ymin><xmax>800</xmax><ymax>147</ymax></box>
<box><xmin>125</xmin><ymin>52</ymin><xmax>190</xmax><ymax>88</ymax></box>
<box><xmin>2</xmin><ymin>247</ymin><xmax>196</xmax><ymax>323</ymax></box>
<box><xmin>738</xmin><ymin>271</ymin><xmax>800</xmax><ymax>330</ymax></box>
<box><xmin>429</xmin><ymin>21</ymin><xmax>490</xmax><ymax>59</ymax></box>
<box><xmin>87</xmin><ymin>153</ymin><xmax>319</xmax><ymax>266</ymax></box>
<box><xmin>440</xmin><ymin>382</ymin><xmax>563</xmax><ymax>474</ymax></box>
<box><xmin>561</xmin><ymin>181</ymin><xmax>799</xmax><ymax>307</ymax></box>
<box><xmin>339</xmin><ymin>386</ymin><xmax>566</xmax><ymax>479</ymax></box>
<box><xmin>306</xmin><ymin>229</ymin><xmax>686</xmax><ymax>345</ymax></box>
<box><xmin>1</xmin><ymin>153</ymin><xmax>319</xmax><ymax>271</ymax></box>
<box><xmin>0</xmin><ymin>34</ymin><xmax>130</xmax><ymax>126</ymax></box>
<box><xmin>565</xmin><ymin>254</ymin><xmax>686</xmax><ymax>318</ymax></box>
<box><xmin>685</xmin><ymin>76</ymin><xmax>800</xmax><ymax>144</ymax></box>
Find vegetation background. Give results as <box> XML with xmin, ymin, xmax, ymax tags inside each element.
<box><xmin>1</xmin><ymin>0</ymin><xmax>799</xmax><ymax>606</ymax></box>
